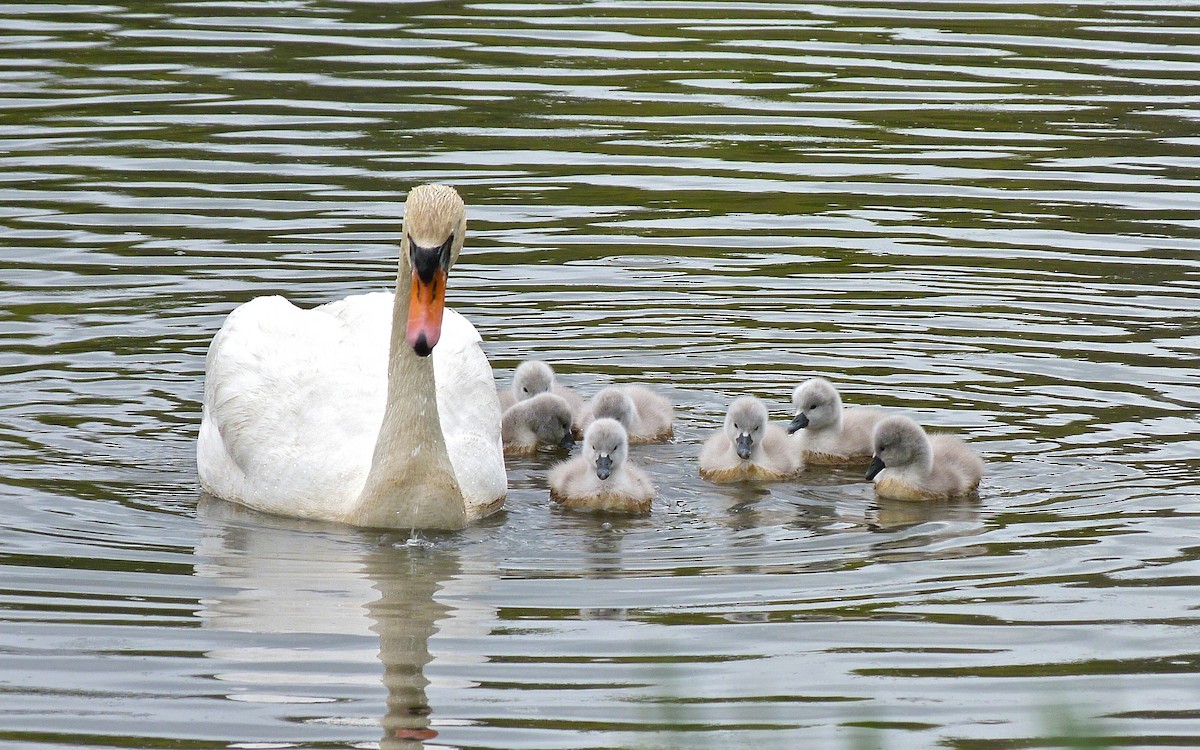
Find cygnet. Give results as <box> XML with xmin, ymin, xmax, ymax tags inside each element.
<box><xmin>498</xmin><ymin>360</ymin><xmax>585</xmax><ymax>423</ymax></box>
<box><xmin>788</xmin><ymin>377</ymin><xmax>885</xmax><ymax>465</ymax></box>
<box><xmin>582</xmin><ymin>385</ymin><xmax>673</xmax><ymax>443</ymax></box>
<box><xmin>549</xmin><ymin>418</ymin><xmax>654</xmax><ymax>513</ymax></box>
<box><xmin>700</xmin><ymin>396</ymin><xmax>803</xmax><ymax>482</ymax></box>
<box><xmin>502</xmin><ymin>392</ymin><xmax>577</xmax><ymax>457</ymax></box>
<box><xmin>866</xmin><ymin>415</ymin><xmax>984</xmax><ymax>500</ymax></box>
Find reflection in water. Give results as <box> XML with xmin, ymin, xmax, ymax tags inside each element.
<box><xmin>195</xmin><ymin>497</ymin><xmax>484</xmax><ymax>747</ymax></box>
<box><xmin>868</xmin><ymin>495</ymin><xmax>981</xmax><ymax>532</ymax></box>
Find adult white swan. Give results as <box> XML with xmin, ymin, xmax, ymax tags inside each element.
<box><xmin>197</xmin><ymin>184</ymin><xmax>507</xmax><ymax>529</ymax></box>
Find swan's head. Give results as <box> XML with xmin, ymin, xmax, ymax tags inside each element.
<box><xmin>583</xmin><ymin>418</ymin><xmax>629</xmax><ymax>481</ymax></box>
<box><xmin>866</xmin><ymin>415</ymin><xmax>931</xmax><ymax>480</ymax></box>
<box><xmin>589</xmin><ymin>387</ymin><xmax>637</xmax><ymax>430</ymax></box>
<box><xmin>401</xmin><ymin>184</ymin><xmax>467</xmax><ymax>357</ymax></box>
<box><xmin>724</xmin><ymin>397</ymin><xmax>768</xmax><ymax>460</ymax></box>
<box><xmin>524</xmin><ymin>393</ymin><xmax>576</xmax><ymax>451</ymax></box>
<box><xmin>788</xmin><ymin>377</ymin><xmax>842</xmax><ymax>434</ymax></box>
<box><xmin>513</xmin><ymin>360</ymin><xmax>555</xmax><ymax>400</ymax></box>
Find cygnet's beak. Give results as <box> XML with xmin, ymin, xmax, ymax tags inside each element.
<box><xmin>865</xmin><ymin>456</ymin><xmax>886</xmax><ymax>481</ymax></box>
<box><xmin>406</xmin><ymin>235</ymin><xmax>453</xmax><ymax>357</ymax></box>
<box><xmin>559</xmin><ymin>432</ymin><xmax>576</xmax><ymax>451</ymax></box>
<box><xmin>595</xmin><ymin>454</ymin><xmax>612</xmax><ymax>481</ymax></box>
<box><xmin>735</xmin><ymin>433</ymin><xmax>753</xmax><ymax>460</ymax></box>
<box><xmin>787</xmin><ymin>413</ymin><xmax>808</xmax><ymax>434</ymax></box>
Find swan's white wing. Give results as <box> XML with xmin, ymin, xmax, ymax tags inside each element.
<box><xmin>433</xmin><ymin>309</ymin><xmax>507</xmax><ymax>515</ymax></box>
<box><xmin>198</xmin><ymin>293</ymin><xmax>393</xmax><ymax>518</ymax></box>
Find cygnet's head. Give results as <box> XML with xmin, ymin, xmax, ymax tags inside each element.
<box><xmin>724</xmin><ymin>396</ymin><xmax>769</xmax><ymax>460</ymax></box>
<box><xmin>513</xmin><ymin>360</ymin><xmax>555</xmax><ymax>401</ymax></box>
<box><xmin>589</xmin><ymin>387</ymin><xmax>637</xmax><ymax>430</ymax></box>
<box><xmin>523</xmin><ymin>393</ymin><xmax>576</xmax><ymax>451</ymax></box>
<box><xmin>866</xmin><ymin>415</ymin><xmax>930</xmax><ymax>480</ymax></box>
<box><xmin>789</xmin><ymin>377</ymin><xmax>842</xmax><ymax>434</ymax></box>
<box><xmin>583</xmin><ymin>418</ymin><xmax>629</xmax><ymax>481</ymax></box>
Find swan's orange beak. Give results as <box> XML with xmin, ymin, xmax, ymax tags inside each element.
<box><xmin>406</xmin><ymin>268</ymin><xmax>446</xmax><ymax>357</ymax></box>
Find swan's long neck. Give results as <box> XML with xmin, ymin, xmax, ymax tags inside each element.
<box><xmin>351</xmin><ymin>255</ymin><xmax>467</xmax><ymax>530</ymax></box>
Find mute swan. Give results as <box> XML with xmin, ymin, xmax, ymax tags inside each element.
<box><xmin>582</xmin><ymin>385</ymin><xmax>673</xmax><ymax>443</ymax></box>
<box><xmin>197</xmin><ymin>184</ymin><xmax>507</xmax><ymax>530</ymax></box>
<box><xmin>700</xmin><ymin>397</ymin><xmax>802</xmax><ymax>482</ymax></box>
<box><xmin>498</xmin><ymin>360</ymin><xmax>585</xmax><ymax>429</ymax></box>
<box><xmin>866</xmin><ymin>415</ymin><xmax>983</xmax><ymax>501</ymax></box>
<box><xmin>788</xmin><ymin>377</ymin><xmax>885</xmax><ymax>464</ymax></box>
<box><xmin>502</xmin><ymin>393</ymin><xmax>576</xmax><ymax>456</ymax></box>
<box><xmin>549</xmin><ymin>418</ymin><xmax>654</xmax><ymax>513</ymax></box>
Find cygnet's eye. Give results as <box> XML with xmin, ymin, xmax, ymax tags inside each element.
<box><xmin>733</xmin><ymin>423</ymin><xmax>740</xmax><ymax>431</ymax></box>
<box><xmin>522</xmin><ymin>387</ymin><xmax>529</xmax><ymax>393</ymax></box>
<box><xmin>808</xmin><ymin>403</ymin><xmax>817</xmax><ymax>411</ymax></box>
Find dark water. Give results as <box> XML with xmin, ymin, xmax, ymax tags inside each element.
<box><xmin>3</xmin><ymin>1</ymin><xmax>1200</xmax><ymax>748</ymax></box>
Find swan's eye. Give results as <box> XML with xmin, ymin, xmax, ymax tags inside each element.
<box><xmin>808</xmin><ymin>403</ymin><xmax>817</xmax><ymax>410</ymax></box>
<box><xmin>522</xmin><ymin>387</ymin><xmax>529</xmax><ymax>393</ymax></box>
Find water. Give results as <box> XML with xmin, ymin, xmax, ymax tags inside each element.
<box><xmin>3</xmin><ymin>1</ymin><xmax>1200</xmax><ymax>747</ymax></box>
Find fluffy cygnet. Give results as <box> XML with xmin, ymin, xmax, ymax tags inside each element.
<box><xmin>788</xmin><ymin>377</ymin><xmax>885</xmax><ymax>465</ymax></box>
<box><xmin>549</xmin><ymin>418</ymin><xmax>654</xmax><ymax>513</ymax></box>
<box><xmin>700</xmin><ymin>396</ymin><xmax>803</xmax><ymax>482</ymax></box>
<box><xmin>582</xmin><ymin>385</ymin><xmax>673</xmax><ymax>443</ymax></box>
<box><xmin>502</xmin><ymin>392</ymin><xmax>577</xmax><ymax>457</ymax></box>
<box><xmin>866</xmin><ymin>415</ymin><xmax>984</xmax><ymax>501</ymax></box>
<box><xmin>498</xmin><ymin>360</ymin><xmax>584</xmax><ymax>429</ymax></box>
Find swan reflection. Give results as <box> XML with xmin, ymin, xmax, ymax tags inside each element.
<box><xmin>195</xmin><ymin>496</ymin><xmax>493</xmax><ymax>747</ymax></box>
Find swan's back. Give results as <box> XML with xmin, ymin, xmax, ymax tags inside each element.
<box><xmin>198</xmin><ymin>293</ymin><xmax>390</xmax><ymax>517</ymax></box>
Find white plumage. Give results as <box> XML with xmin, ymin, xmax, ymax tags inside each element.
<box><xmin>197</xmin><ymin>184</ymin><xmax>506</xmax><ymax>529</ymax></box>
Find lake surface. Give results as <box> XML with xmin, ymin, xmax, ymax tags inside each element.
<box><xmin>3</xmin><ymin>1</ymin><xmax>1200</xmax><ymax>748</ymax></box>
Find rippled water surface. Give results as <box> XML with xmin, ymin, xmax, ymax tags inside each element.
<box><xmin>3</xmin><ymin>1</ymin><xmax>1200</xmax><ymax>748</ymax></box>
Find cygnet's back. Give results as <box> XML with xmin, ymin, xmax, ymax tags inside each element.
<box><xmin>700</xmin><ymin>396</ymin><xmax>802</xmax><ymax>482</ymax></box>
<box><xmin>867</xmin><ymin>415</ymin><xmax>983</xmax><ymax>501</ymax></box>
<box><xmin>788</xmin><ymin>377</ymin><xmax>884</xmax><ymax>464</ymax></box>
<box><xmin>501</xmin><ymin>392</ymin><xmax>576</xmax><ymax>456</ymax></box>
<box><xmin>583</xmin><ymin>385</ymin><xmax>673</xmax><ymax>443</ymax></box>
<box><xmin>549</xmin><ymin>418</ymin><xmax>653</xmax><ymax>513</ymax></box>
